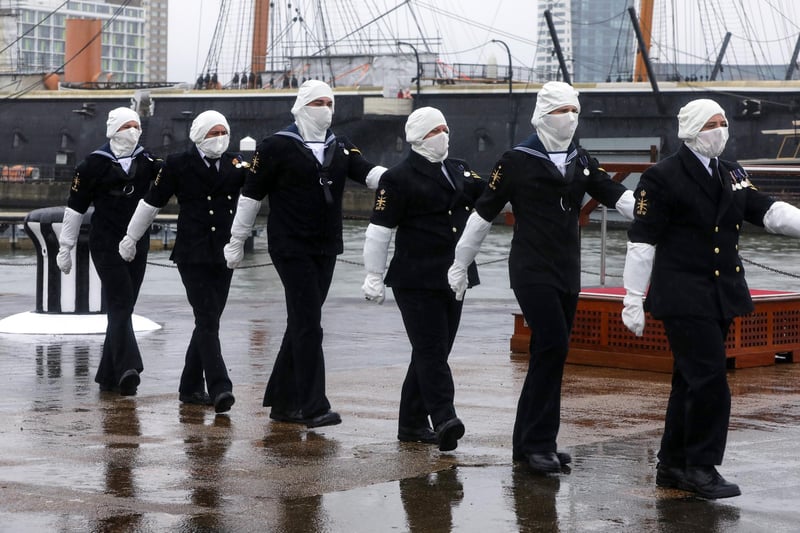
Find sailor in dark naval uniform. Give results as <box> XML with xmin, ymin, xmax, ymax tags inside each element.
<box><xmin>119</xmin><ymin>110</ymin><xmax>246</xmax><ymax>414</ymax></box>
<box><xmin>448</xmin><ymin>81</ymin><xmax>635</xmax><ymax>472</ymax></box>
<box><xmin>57</xmin><ymin>106</ymin><xmax>162</xmax><ymax>396</ymax></box>
<box><xmin>224</xmin><ymin>80</ymin><xmax>386</xmax><ymax>428</ymax></box>
<box><xmin>622</xmin><ymin>98</ymin><xmax>800</xmax><ymax>499</ymax></box>
<box><xmin>362</xmin><ymin>107</ymin><xmax>486</xmax><ymax>451</ymax></box>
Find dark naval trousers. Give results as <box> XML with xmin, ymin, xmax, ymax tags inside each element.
<box><xmin>392</xmin><ymin>287</ymin><xmax>462</xmax><ymax>430</ymax></box>
<box><xmin>264</xmin><ymin>253</ymin><xmax>336</xmax><ymax>418</ymax></box>
<box><xmin>93</xmin><ymin>246</ymin><xmax>146</xmax><ymax>388</ymax></box>
<box><xmin>511</xmin><ymin>284</ymin><xmax>579</xmax><ymax>458</ymax></box>
<box><xmin>177</xmin><ymin>262</ymin><xmax>234</xmax><ymax>399</ymax></box>
<box><xmin>659</xmin><ymin>316</ymin><xmax>732</xmax><ymax>466</ymax></box>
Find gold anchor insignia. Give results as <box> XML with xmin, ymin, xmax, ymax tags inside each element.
<box><xmin>154</xmin><ymin>167</ymin><xmax>163</xmax><ymax>186</ymax></box>
<box><xmin>635</xmin><ymin>189</ymin><xmax>648</xmax><ymax>216</ymax></box>
<box><xmin>489</xmin><ymin>165</ymin><xmax>502</xmax><ymax>190</ymax></box>
<box><xmin>374</xmin><ymin>189</ymin><xmax>388</xmax><ymax>211</ymax></box>
<box><xmin>70</xmin><ymin>172</ymin><xmax>80</xmax><ymax>192</ymax></box>
<box><xmin>250</xmin><ymin>152</ymin><xmax>260</xmax><ymax>173</ymax></box>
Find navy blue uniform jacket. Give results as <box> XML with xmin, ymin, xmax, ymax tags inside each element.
<box><xmin>369</xmin><ymin>151</ymin><xmax>486</xmax><ymax>289</ymax></box>
<box><xmin>144</xmin><ymin>148</ymin><xmax>248</xmax><ymax>264</ymax></box>
<box><xmin>473</xmin><ymin>134</ymin><xmax>627</xmax><ymax>293</ymax></box>
<box><xmin>241</xmin><ymin>125</ymin><xmax>379</xmax><ymax>256</ymax></box>
<box><xmin>68</xmin><ymin>144</ymin><xmax>161</xmax><ymax>254</ymax></box>
<box><xmin>628</xmin><ymin>144</ymin><xmax>775</xmax><ymax>320</ymax></box>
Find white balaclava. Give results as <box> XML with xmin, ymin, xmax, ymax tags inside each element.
<box><xmin>531</xmin><ymin>81</ymin><xmax>581</xmax><ymax>153</ymax></box>
<box><xmin>405</xmin><ymin>107</ymin><xmax>449</xmax><ymax>163</ymax></box>
<box><xmin>190</xmin><ymin>110</ymin><xmax>231</xmax><ymax>159</ymax></box>
<box><xmin>678</xmin><ymin>98</ymin><xmax>729</xmax><ymax>158</ymax></box>
<box><xmin>292</xmin><ymin>80</ymin><xmax>335</xmax><ymax>142</ymax></box>
<box><xmin>106</xmin><ymin>107</ymin><xmax>141</xmax><ymax>158</ymax></box>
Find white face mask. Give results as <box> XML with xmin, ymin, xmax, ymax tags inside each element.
<box><xmin>412</xmin><ymin>131</ymin><xmax>449</xmax><ymax>163</ymax></box>
<box><xmin>687</xmin><ymin>126</ymin><xmax>729</xmax><ymax>158</ymax></box>
<box><xmin>535</xmin><ymin>112</ymin><xmax>578</xmax><ymax>152</ymax></box>
<box><xmin>197</xmin><ymin>134</ymin><xmax>230</xmax><ymax>159</ymax></box>
<box><xmin>109</xmin><ymin>127</ymin><xmax>141</xmax><ymax>158</ymax></box>
<box><xmin>295</xmin><ymin>106</ymin><xmax>333</xmax><ymax>142</ymax></box>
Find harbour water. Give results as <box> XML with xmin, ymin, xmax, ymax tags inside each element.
<box><xmin>0</xmin><ymin>218</ymin><xmax>799</xmax><ymax>531</ymax></box>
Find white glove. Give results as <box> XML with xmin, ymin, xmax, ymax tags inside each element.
<box><xmin>362</xmin><ymin>272</ymin><xmax>385</xmax><ymax>304</ymax></box>
<box><xmin>621</xmin><ymin>241</ymin><xmax>655</xmax><ymax>336</ymax></box>
<box><xmin>449</xmin><ymin>212</ymin><xmax>492</xmax><ymax>301</ymax></box>
<box><xmin>365</xmin><ymin>165</ymin><xmax>387</xmax><ymax>190</ymax></box>
<box><xmin>615</xmin><ymin>189</ymin><xmax>635</xmax><ymax>221</ymax></box>
<box><xmin>225</xmin><ymin>195</ymin><xmax>261</xmax><ymax>269</ymax></box>
<box><xmin>119</xmin><ymin>199</ymin><xmax>160</xmax><ymax>262</ymax></box>
<box><xmin>763</xmin><ymin>201</ymin><xmax>800</xmax><ymax>238</ymax></box>
<box><xmin>56</xmin><ymin>207</ymin><xmax>84</xmax><ymax>274</ymax></box>
<box><xmin>118</xmin><ymin>236</ymin><xmax>137</xmax><ymax>262</ymax></box>
<box><xmin>224</xmin><ymin>239</ymin><xmax>244</xmax><ymax>270</ymax></box>
<box><xmin>447</xmin><ymin>262</ymin><xmax>468</xmax><ymax>301</ymax></box>
<box><xmin>362</xmin><ymin>223</ymin><xmax>392</xmax><ymax>303</ymax></box>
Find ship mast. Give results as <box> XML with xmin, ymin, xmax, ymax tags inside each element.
<box><xmin>632</xmin><ymin>0</ymin><xmax>654</xmax><ymax>82</ymax></box>
<box><xmin>250</xmin><ymin>0</ymin><xmax>270</xmax><ymax>76</ymax></box>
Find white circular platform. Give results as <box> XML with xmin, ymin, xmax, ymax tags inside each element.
<box><xmin>0</xmin><ymin>312</ymin><xmax>161</xmax><ymax>335</ymax></box>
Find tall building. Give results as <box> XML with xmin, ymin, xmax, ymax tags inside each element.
<box><xmin>570</xmin><ymin>0</ymin><xmax>636</xmax><ymax>83</ymax></box>
<box><xmin>142</xmin><ymin>0</ymin><xmax>167</xmax><ymax>82</ymax></box>
<box><xmin>0</xmin><ymin>0</ymin><xmax>167</xmax><ymax>83</ymax></box>
<box><xmin>536</xmin><ymin>0</ymin><xmax>638</xmax><ymax>83</ymax></box>
<box><xmin>534</xmin><ymin>1</ymin><xmax>573</xmax><ymax>82</ymax></box>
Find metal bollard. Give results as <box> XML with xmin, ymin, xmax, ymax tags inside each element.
<box><xmin>23</xmin><ymin>206</ymin><xmax>102</xmax><ymax>314</ymax></box>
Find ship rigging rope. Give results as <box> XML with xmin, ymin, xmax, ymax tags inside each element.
<box><xmin>0</xmin><ymin>0</ymin><xmax>134</xmax><ymax>103</ymax></box>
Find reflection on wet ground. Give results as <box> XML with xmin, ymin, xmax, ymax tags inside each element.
<box><xmin>0</xmin><ymin>221</ymin><xmax>799</xmax><ymax>530</ymax></box>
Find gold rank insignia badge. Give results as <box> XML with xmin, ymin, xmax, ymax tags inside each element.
<box><xmin>70</xmin><ymin>172</ymin><xmax>80</xmax><ymax>192</ymax></box>
<box><xmin>489</xmin><ymin>165</ymin><xmax>502</xmax><ymax>190</ymax></box>
<box><xmin>374</xmin><ymin>189</ymin><xmax>388</xmax><ymax>211</ymax></box>
<box><xmin>635</xmin><ymin>189</ymin><xmax>648</xmax><ymax>216</ymax></box>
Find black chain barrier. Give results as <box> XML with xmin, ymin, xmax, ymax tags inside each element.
<box><xmin>740</xmin><ymin>256</ymin><xmax>800</xmax><ymax>279</ymax></box>
<box><xmin>3</xmin><ymin>254</ymin><xmax>799</xmax><ymax>280</ymax></box>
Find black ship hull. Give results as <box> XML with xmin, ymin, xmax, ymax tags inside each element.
<box><xmin>1</xmin><ymin>83</ymin><xmax>799</xmax><ymax>195</ymax></box>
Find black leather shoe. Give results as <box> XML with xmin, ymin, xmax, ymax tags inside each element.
<box><xmin>656</xmin><ymin>463</ymin><xmax>685</xmax><ymax>489</ymax></box>
<box><xmin>213</xmin><ymin>391</ymin><xmax>235</xmax><ymax>414</ymax></box>
<box><xmin>118</xmin><ymin>369</ymin><xmax>140</xmax><ymax>396</ymax></box>
<box><xmin>435</xmin><ymin>418</ymin><xmax>465</xmax><ymax>451</ymax></box>
<box><xmin>527</xmin><ymin>452</ymin><xmax>561</xmax><ymax>474</ymax></box>
<box><xmin>398</xmin><ymin>426</ymin><xmax>437</xmax><ymax>444</ymax></box>
<box><xmin>682</xmin><ymin>466</ymin><xmax>741</xmax><ymax>499</ymax></box>
<box><xmin>179</xmin><ymin>391</ymin><xmax>213</xmax><ymax>406</ymax></box>
<box><xmin>514</xmin><ymin>450</ymin><xmax>572</xmax><ymax>466</ymax></box>
<box><xmin>269</xmin><ymin>409</ymin><xmax>306</xmax><ymax>424</ymax></box>
<box><xmin>305</xmin><ymin>410</ymin><xmax>342</xmax><ymax>428</ymax></box>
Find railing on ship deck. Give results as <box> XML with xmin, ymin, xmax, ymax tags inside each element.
<box><xmin>581</xmin><ymin>161</ymin><xmax>800</xmax><ymax>285</ymax></box>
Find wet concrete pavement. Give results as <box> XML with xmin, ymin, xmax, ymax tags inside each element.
<box><xmin>1</xmin><ymin>223</ymin><xmax>800</xmax><ymax>531</ymax></box>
